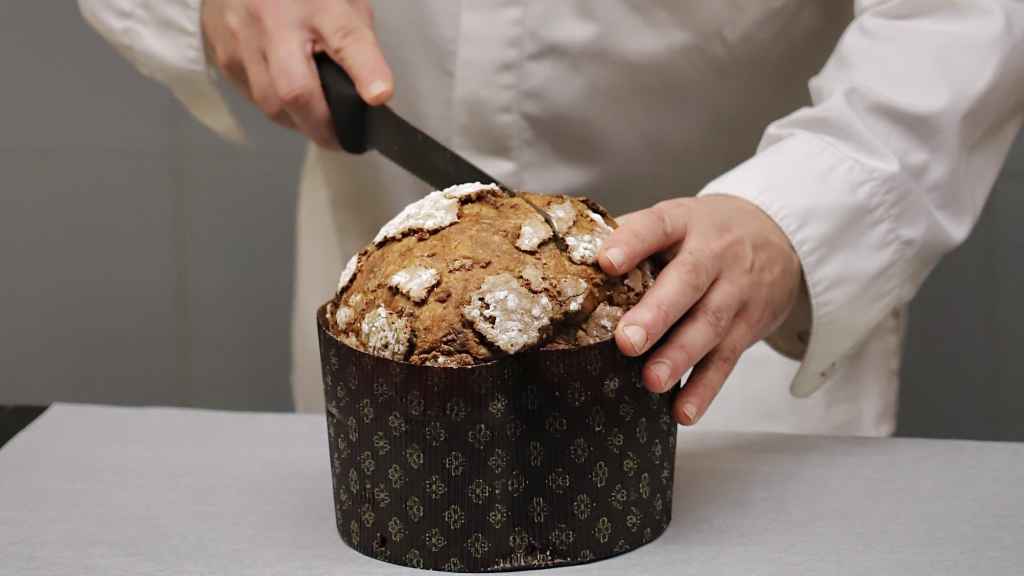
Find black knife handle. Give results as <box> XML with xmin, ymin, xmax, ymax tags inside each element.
<box><xmin>314</xmin><ymin>53</ymin><xmax>369</xmax><ymax>154</ymax></box>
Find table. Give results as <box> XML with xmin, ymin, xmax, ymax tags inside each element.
<box><xmin>0</xmin><ymin>405</ymin><xmax>47</xmax><ymax>448</ymax></box>
<box><xmin>1</xmin><ymin>403</ymin><xmax>1022</xmax><ymax>575</ymax></box>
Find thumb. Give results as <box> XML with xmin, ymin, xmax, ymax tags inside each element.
<box><xmin>314</xmin><ymin>2</ymin><xmax>394</xmax><ymax>105</ymax></box>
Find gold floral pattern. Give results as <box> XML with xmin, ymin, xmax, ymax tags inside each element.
<box><xmin>594</xmin><ymin>517</ymin><xmax>612</xmax><ymax>543</ymax></box>
<box><xmin>529</xmin><ymin>441</ymin><xmax>544</xmax><ymax>467</ymax></box>
<box><xmin>466</xmin><ymin>532</ymin><xmax>490</xmax><ymax>558</ymax></box>
<box><xmin>443</xmin><ymin>505</ymin><xmax>465</xmax><ymax>530</ymax></box>
<box><xmin>488</xmin><ymin>503</ymin><xmax>509</xmax><ymax>528</ymax></box>
<box><xmin>387</xmin><ymin>464</ymin><xmax>405</xmax><ymax>489</ymax></box>
<box><xmin>386</xmin><ymin>411</ymin><xmax>406</xmax><ymax>436</ymax></box>
<box><xmin>404</xmin><ymin>444</ymin><xmax>424</xmax><ymax>470</ymax></box>
<box><xmin>443</xmin><ymin>451</ymin><xmax>465</xmax><ymax>477</ymax></box>
<box><xmin>573</xmin><ymin>494</ymin><xmax>594</xmax><ymax>520</ymax></box>
<box><xmin>424</xmin><ymin>528</ymin><xmax>447</xmax><ymax>552</ymax></box>
<box><xmin>387</xmin><ymin>516</ymin><xmax>405</xmax><ymax>542</ymax></box>
<box><xmin>528</xmin><ymin>497</ymin><xmax>549</xmax><ymax>523</ymax></box>
<box><xmin>467</xmin><ymin>424</ymin><xmax>492</xmax><ymax>450</ymax></box>
<box><xmin>425</xmin><ymin>475</ymin><xmax>446</xmax><ymax>500</ymax></box>
<box><xmin>468</xmin><ymin>479</ymin><xmax>490</xmax><ymax>504</ymax></box>
<box><xmin>319</xmin><ymin>316</ymin><xmax>676</xmax><ymax>572</ymax></box>
<box><xmin>487</xmin><ymin>449</ymin><xmax>509</xmax><ymax>474</ymax></box>
<box><xmin>372</xmin><ymin>431</ymin><xmax>390</xmax><ymax>455</ymax></box>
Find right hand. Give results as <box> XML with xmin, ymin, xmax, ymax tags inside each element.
<box><xmin>201</xmin><ymin>0</ymin><xmax>394</xmax><ymax>148</ymax></box>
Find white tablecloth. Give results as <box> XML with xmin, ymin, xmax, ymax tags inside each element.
<box><xmin>2</xmin><ymin>403</ymin><xmax>1022</xmax><ymax>575</ymax></box>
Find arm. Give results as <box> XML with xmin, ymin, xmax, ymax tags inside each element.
<box><xmin>78</xmin><ymin>0</ymin><xmax>244</xmax><ymax>141</ymax></box>
<box><xmin>707</xmin><ymin>0</ymin><xmax>1024</xmax><ymax>397</ymax></box>
<box><xmin>79</xmin><ymin>0</ymin><xmax>394</xmax><ymax>146</ymax></box>
<box><xmin>600</xmin><ymin>0</ymin><xmax>1024</xmax><ymax>423</ymax></box>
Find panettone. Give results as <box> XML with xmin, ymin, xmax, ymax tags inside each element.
<box><xmin>326</xmin><ymin>183</ymin><xmax>654</xmax><ymax>366</ymax></box>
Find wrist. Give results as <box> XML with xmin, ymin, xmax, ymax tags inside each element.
<box><xmin>765</xmin><ymin>271</ymin><xmax>811</xmax><ymax>361</ymax></box>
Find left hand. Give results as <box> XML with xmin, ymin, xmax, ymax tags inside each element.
<box><xmin>598</xmin><ymin>195</ymin><xmax>803</xmax><ymax>426</ymax></box>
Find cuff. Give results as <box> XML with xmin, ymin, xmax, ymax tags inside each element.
<box><xmin>698</xmin><ymin>134</ymin><xmax>906</xmax><ymax>397</ymax></box>
<box><xmin>79</xmin><ymin>0</ymin><xmax>244</xmax><ymax>142</ymax></box>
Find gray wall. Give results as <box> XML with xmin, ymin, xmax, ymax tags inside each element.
<box><xmin>897</xmin><ymin>133</ymin><xmax>1024</xmax><ymax>441</ymax></box>
<box><xmin>1</xmin><ymin>3</ymin><xmax>1021</xmax><ymax>438</ymax></box>
<box><xmin>0</xmin><ymin>2</ymin><xmax>301</xmax><ymax>412</ymax></box>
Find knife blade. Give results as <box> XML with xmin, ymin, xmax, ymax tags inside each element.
<box><xmin>314</xmin><ymin>53</ymin><xmax>563</xmax><ymax>240</ymax></box>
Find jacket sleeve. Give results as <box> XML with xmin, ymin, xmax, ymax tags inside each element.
<box><xmin>698</xmin><ymin>0</ymin><xmax>1024</xmax><ymax>397</ymax></box>
<box><xmin>78</xmin><ymin>0</ymin><xmax>244</xmax><ymax>141</ymax></box>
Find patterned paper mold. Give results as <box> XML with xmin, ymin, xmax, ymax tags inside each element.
<box><xmin>318</xmin><ymin>305</ymin><xmax>677</xmax><ymax>572</ymax></box>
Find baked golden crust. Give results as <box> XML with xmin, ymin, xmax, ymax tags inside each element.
<box><xmin>327</xmin><ymin>186</ymin><xmax>654</xmax><ymax>366</ymax></box>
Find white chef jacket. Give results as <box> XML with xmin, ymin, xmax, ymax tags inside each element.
<box><xmin>80</xmin><ymin>0</ymin><xmax>1024</xmax><ymax>436</ymax></box>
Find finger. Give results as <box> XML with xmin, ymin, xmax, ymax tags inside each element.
<box><xmin>673</xmin><ymin>327</ymin><xmax>751</xmax><ymax>426</ymax></box>
<box><xmin>314</xmin><ymin>0</ymin><xmax>394</xmax><ymax>105</ymax></box>
<box><xmin>599</xmin><ymin>199</ymin><xmax>689</xmax><ymax>277</ymax></box>
<box><xmin>211</xmin><ymin>43</ymin><xmax>251</xmax><ymax>99</ymax></box>
<box><xmin>242</xmin><ymin>45</ymin><xmax>295</xmax><ymax>129</ymax></box>
<box><xmin>615</xmin><ymin>246</ymin><xmax>719</xmax><ymax>357</ymax></box>
<box><xmin>641</xmin><ymin>281</ymin><xmax>742</xmax><ymax>393</ymax></box>
<box><xmin>612</xmin><ymin>211</ymin><xmax>639</xmax><ymax>228</ymax></box>
<box><xmin>349</xmin><ymin>0</ymin><xmax>375</xmax><ymax>24</ymax></box>
<box><xmin>266</xmin><ymin>32</ymin><xmax>338</xmax><ymax>148</ymax></box>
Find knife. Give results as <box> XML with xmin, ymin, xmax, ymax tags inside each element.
<box><xmin>314</xmin><ymin>53</ymin><xmax>562</xmax><ymax>238</ymax></box>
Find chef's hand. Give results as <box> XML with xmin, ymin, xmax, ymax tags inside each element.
<box><xmin>598</xmin><ymin>195</ymin><xmax>803</xmax><ymax>426</ymax></box>
<box><xmin>202</xmin><ymin>0</ymin><xmax>393</xmax><ymax>148</ymax></box>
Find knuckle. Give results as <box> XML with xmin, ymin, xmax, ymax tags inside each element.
<box><xmin>358</xmin><ymin>0</ymin><xmax>376</xmax><ymax>24</ymax></box>
<box><xmin>651</xmin><ymin>201</ymin><xmax>680</xmax><ymax>244</ymax></box>
<box><xmin>698</xmin><ymin>304</ymin><xmax>731</xmax><ymax>339</ymax></box>
<box><xmin>326</xmin><ymin>21</ymin><xmax>372</xmax><ymax>55</ymax></box>
<box><xmin>676</xmin><ymin>256</ymin><xmax>710</xmax><ymax>295</ymax></box>
<box><xmin>638</xmin><ymin>297</ymin><xmax>671</xmax><ymax>334</ymax></box>
<box><xmin>243</xmin><ymin>0</ymin><xmax>268</xmax><ymax>19</ymax></box>
<box><xmin>660</xmin><ymin>344</ymin><xmax>691</xmax><ymax>372</ymax></box>
<box><xmin>279</xmin><ymin>82</ymin><xmax>316</xmax><ymax>108</ymax></box>
<box><xmin>212</xmin><ymin>49</ymin><xmax>237</xmax><ymax>73</ymax></box>
<box><xmin>257</xmin><ymin>94</ymin><xmax>283</xmax><ymax>118</ymax></box>
<box><xmin>717</xmin><ymin>233</ymin><xmax>754</xmax><ymax>272</ymax></box>
<box><xmin>733</xmin><ymin>317</ymin><xmax>759</xmax><ymax>343</ymax></box>
<box><xmin>223</xmin><ymin>11</ymin><xmax>245</xmax><ymax>36</ymax></box>
<box><xmin>650</xmin><ymin>299</ymin><xmax>676</xmax><ymax>334</ymax></box>
<box><xmin>714</xmin><ymin>343</ymin><xmax>743</xmax><ymax>371</ymax></box>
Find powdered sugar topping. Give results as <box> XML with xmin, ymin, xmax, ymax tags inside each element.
<box><xmin>515</xmin><ymin>215</ymin><xmax>554</xmax><ymax>252</ymax></box>
<box><xmin>334</xmin><ymin>305</ymin><xmax>355</xmax><ymax>329</ymax></box>
<box><xmin>372</xmin><ymin>183</ymin><xmax>503</xmax><ymax>246</ymax></box>
<box><xmin>373</xmin><ymin>190</ymin><xmax>460</xmax><ymax>245</ymax></box>
<box><xmin>520</xmin><ymin>265</ymin><xmax>546</xmax><ymax>292</ymax></box>
<box><xmin>360</xmin><ymin>305</ymin><xmax>411</xmax><ymax>360</ymax></box>
<box><xmin>586</xmin><ymin>209</ymin><xmax>614</xmax><ymax>233</ymax></box>
<box><xmin>546</xmin><ymin>200</ymin><xmax>577</xmax><ymax>234</ymax></box>
<box><xmin>442</xmin><ymin>182</ymin><xmax>502</xmax><ymax>200</ymax></box>
<box><xmin>388</xmin><ymin>265</ymin><xmax>440</xmax><ymax>303</ymax></box>
<box><xmin>462</xmin><ymin>273</ymin><xmax>553</xmax><ymax>354</ymax></box>
<box><xmin>337</xmin><ymin>254</ymin><xmax>360</xmax><ymax>293</ymax></box>
<box><xmin>565</xmin><ymin>234</ymin><xmax>604</xmax><ymax>265</ymax></box>
<box><xmin>558</xmin><ymin>277</ymin><xmax>589</xmax><ymax>313</ymax></box>
<box><xmin>578</xmin><ymin>303</ymin><xmax>624</xmax><ymax>345</ymax></box>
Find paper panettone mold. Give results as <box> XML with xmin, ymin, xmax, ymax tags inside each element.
<box><xmin>318</xmin><ymin>307</ymin><xmax>677</xmax><ymax>572</ymax></box>
<box><xmin>318</xmin><ymin>183</ymin><xmax>675</xmax><ymax>571</ymax></box>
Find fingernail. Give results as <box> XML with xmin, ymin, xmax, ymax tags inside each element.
<box><xmin>649</xmin><ymin>361</ymin><xmax>672</xmax><ymax>391</ymax></box>
<box><xmin>604</xmin><ymin>247</ymin><xmax>625</xmax><ymax>272</ymax></box>
<box><xmin>366</xmin><ymin>80</ymin><xmax>390</xmax><ymax>101</ymax></box>
<box><xmin>682</xmin><ymin>403</ymin><xmax>699</xmax><ymax>424</ymax></box>
<box><xmin>623</xmin><ymin>325</ymin><xmax>647</xmax><ymax>354</ymax></box>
